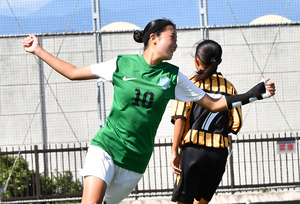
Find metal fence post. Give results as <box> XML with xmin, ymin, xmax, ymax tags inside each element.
<box><xmin>37</xmin><ymin>37</ymin><xmax>49</xmax><ymax>177</ymax></box>
<box><xmin>92</xmin><ymin>0</ymin><xmax>106</xmax><ymax>128</ymax></box>
<box><xmin>34</xmin><ymin>145</ymin><xmax>40</xmax><ymax>200</ymax></box>
<box><xmin>229</xmin><ymin>136</ymin><xmax>235</xmax><ymax>192</ymax></box>
<box><xmin>199</xmin><ymin>0</ymin><xmax>209</xmax><ymax>39</ymax></box>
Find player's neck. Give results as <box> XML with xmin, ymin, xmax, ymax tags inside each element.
<box><xmin>143</xmin><ymin>48</ymin><xmax>163</xmax><ymax>66</ymax></box>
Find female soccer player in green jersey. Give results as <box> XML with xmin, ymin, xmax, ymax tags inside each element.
<box><xmin>23</xmin><ymin>18</ymin><xmax>275</xmax><ymax>204</ymax></box>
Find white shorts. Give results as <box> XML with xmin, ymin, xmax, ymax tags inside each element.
<box><xmin>80</xmin><ymin>145</ymin><xmax>143</xmax><ymax>204</ymax></box>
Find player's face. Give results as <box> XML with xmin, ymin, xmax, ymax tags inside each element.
<box><xmin>155</xmin><ymin>25</ymin><xmax>177</xmax><ymax>61</ymax></box>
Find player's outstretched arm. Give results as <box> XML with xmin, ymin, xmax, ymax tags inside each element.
<box><xmin>22</xmin><ymin>35</ymin><xmax>97</xmax><ymax>80</ymax></box>
<box><xmin>195</xmin><ymin>78</ymin><xmax>275</xmax><ymax>112</ymax></box>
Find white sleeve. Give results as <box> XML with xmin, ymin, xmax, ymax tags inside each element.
<box><xmin>175</xmin><ymin>71</ymin><xmax>206</xmax><ymax>102</ymax></box>
<box><xmin>90</xmin><ymin>57</ymin><xmax>117</xmax><ymax>82</ymax></box>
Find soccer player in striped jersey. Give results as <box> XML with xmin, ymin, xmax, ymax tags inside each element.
<box><xmin>23</xmin><ymin>19</ymin><xmax>275</xmax><ymax>204</ymax></box>
<box><xmin>170</xmin><ymin>40</ymin><xmax>243</xmax><ymax>204</ymax></box>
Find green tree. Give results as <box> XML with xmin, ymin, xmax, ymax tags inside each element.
<box><xmin>0</xmin><ymin>155</ymin><xmax>35</xmax><ymax>198</ymax></box>
<box><xmin>53</xmin><ymin>171</ymin><xmax>82</xmax><ymax>194</ymax></box>
<box><xmin>0</xmin><ymin>155</ymin><xmax>82</xmax><ymax>200</ymax></box>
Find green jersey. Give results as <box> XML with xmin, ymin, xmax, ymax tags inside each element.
<box><xmin>91</xmin><ymin>55</ymin><xmax>179</xmax><ymax>173</ymax></box>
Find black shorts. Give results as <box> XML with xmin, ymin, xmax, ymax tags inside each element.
<box><xmin>172</xmin><ymin>144</ymin><xmax>228</xmax><ymax>204</ymax></box>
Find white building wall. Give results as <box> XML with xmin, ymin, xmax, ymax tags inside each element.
<box><xmin>0</xmin><ymin>24</ymin><xmax>299</xmax><ymax>147</ymax></box>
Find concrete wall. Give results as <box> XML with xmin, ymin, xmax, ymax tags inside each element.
<box><xmin>0</xmin><ymin>24</ymin><xmax>299</xmax><ymax>148</ymax></box>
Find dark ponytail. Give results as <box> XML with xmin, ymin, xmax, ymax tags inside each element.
<box><xmin>194</xmin><ymin>40</ymin><xmax>222</xmax><ymax>82</ymax></box>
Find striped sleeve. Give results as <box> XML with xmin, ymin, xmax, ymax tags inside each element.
<box><xmin>171</xmin><ymin>100</ymin><xmax>192</xmax><ymax>124</ymax></box>
<box><xmin>227</xmin><ymin>83</ymin><xmax>243</xmax><ymax>134</ymax></box>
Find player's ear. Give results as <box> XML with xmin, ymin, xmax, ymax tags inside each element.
<box><xmin>218</xmin><ymin>59</ymin><xmax>222</xmax><ymax>65</ymax></box>
<box><xmin>194</xmin><ymin>56</ymin><xmax>200</xmax><ymax>67</ymax></box>
<box><xmin>194</xmin><ymin>56</ymin><xmax>201</xmax><ymax>69</ymax></box>
<box><xmin>149</xmin><ymin>33</ymin><xmax>158</xmax><ymax>45</ymax></box>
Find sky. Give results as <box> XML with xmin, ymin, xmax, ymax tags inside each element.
<box><xmin>0</xmin><ymin>0</ymin><xmax>299</xmax><ymax>35</ymax></box>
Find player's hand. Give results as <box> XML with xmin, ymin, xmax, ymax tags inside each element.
<box><xmin>264</xmin><ymin>78</ymin><xmax>275</xmax><ymax>97</ymax></box>
<box><xmin>170</xmin><ymin>151</ymin><xmax>181</xmax><ymax>175</ymax></box>
<box><xmin>23</xmin><ymin>34</ymin><xmax>39</xmax><ymax>53</ymax></box>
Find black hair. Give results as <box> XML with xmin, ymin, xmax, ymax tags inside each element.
<box><xmin>194</xmin><ymin>39</ymin><xmax>222</xmax><ymax>82</ymax></box>
<box><xmin>133</xmin><ymin>18</ymin><xmax>176</xmax><ymax>49</ymax></box>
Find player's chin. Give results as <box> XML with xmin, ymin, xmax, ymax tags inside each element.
<box><xmin>165</xmin><ymin>54</ymin><xmax>173</xmax><ymax>60</ymax></box>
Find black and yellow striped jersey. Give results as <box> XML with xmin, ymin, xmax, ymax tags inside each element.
<box><xmin>171</xmin><ymin>72</ymin><xmax>242</xmax><ymax>148</ymax></box>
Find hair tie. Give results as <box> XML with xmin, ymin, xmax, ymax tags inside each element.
<box><xmin>211</xmin><ymin>58</ymin><xmax>217</xmax><ymax>63</ymax></box>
